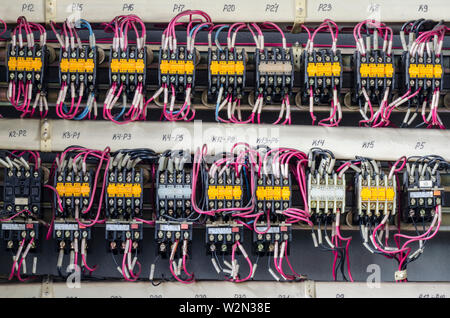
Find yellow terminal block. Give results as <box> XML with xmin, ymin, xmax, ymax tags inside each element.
<box><xmin>224</xmin><ymin>185</ymin><xmax>233</xmax><ymax>200</ymax></box>
<box><xmin>361</xmin><ymin>187</ymin><xmax>371</xmax><ymax>201</ymax></box>
<box><xmin>60</xmin><ymin>58</ymin><xmax>95</xmax><ymax>73</ymax></box>
<box><xmin>384</xmin><ymin>64</ymin><xmax>394</xmax><ymax>77</ymax></box>
<box><xmin>56</xmin><ymin>183</ymin><xmax>66</xmax><ymax>196</ymax></box>
<box><xmin>360</xmin><ymin>63</ymin><xmax>370</xmax><ymax>77</ymax></box>
<box><xmin>233</xmin><ymin>186</ymin><xmax>242</xmax><ymax>200</ymax></box>
<box><xmin>208</xmin><ymin>185</ymin><xmax>218</xmax><ymax>200</ymax></box>
<box><xmin>72</xmin><ymin>183</ymin><xmax>81</xmax><ymax>196</ymax></box>
<box><xmin>132</xmin><ymin>184</ymin><xmax>142</xmax><ymax>197</ymax></box>
<box><xmin>386</xmin><ymin>187</ymin><xmax>395</xmax><ymax>201</ymax></box>
<box><xmin>81</xmin><ymin>183</ymin><xmax>90</xmax><ymax>197</ymax></box>
<box><xmin>331</xmin><ymin>62</ymin><xmax>341</xmax><ymax>76</ymax></box>
<box><xmin>361</xmin><ymin>186</ymin><xmax>395</xmax><ymax>202</ymax></box>
<box><xmin>107</xmin><ymin>184</ymin><xmax>117</xmax><ymax>197</ymax></box>
<box><xmin>281</xmin><ymin>187</ymin><xmax>291</xmax><ymax>201</ymax></box>
<box><xmin>272</xmin><ymin>187</ymin><xmax>282</xmax><ymax>201</ymax></box>
<box><xmin>210</xmin><ymin>60</ymin><xmax>244</xmax><ymax>75</ymax></box>
<box><xmin>110</xmin><ymin>58</ymin><xmax>145</xmax><ymax>74</ymax></box>
<box><xmin>307</xmin><ymin>62</ymin><xmax>341</xmax><ymax>77</ymax></box>
<box><xmin>216</xmin><ymin>185</ymin><xmax>225</xmax><ymax>200</ymax></box>
<box><xmin>409</xmin><ymin>63</ymin><xmax>443</xmax><ymax>79</ymax></box>
<box><xmin>57</xmin><ymin>182</ymin><xmax>90</xmax><ymax>197</ymax></box>
<box><xmin>123</xmin><ymin>184</ymin><xmax>132</xmax><ymax>197</ymax></box>
<box><xmin>208</xmin><ymin>185</ymin><xmax>241</xmax><ymax>200</ymax></box>
<box><xmin>434</xmin><ymin>64</ymin><xmax>443</xmax><ymax>78</ymax></box>
<box><xmin>160</xmin><ymin>60</ymin><xmax>194</xmax><ymax>75</ymax></box>
<box><xmin>256</xmin><ymin>187</ymin><xmax>267</xmax><ymax>200</ymax></box>
<box><xmin>378</xmin><ymin>188</ymin><xmax>386</xmax><ymax>201</ymax></box>
<box><xmin>8</xmin><ymin>56</ymin><xmax>43</xmax><ymax>72</ymax></box>
<box><xmin>370</xmin><ymin>188</ymin><xmax>378</xmax><ymax>201</ymax></box>
<box><xmin>359</xmin><ymin>63</ymin><xmax>393</xmax><ymax>78</ymax></box>
<box><xmin>108</xmin><ymin>183</ymin><xmax>141</xmax><ymax>198</ymax></box>
<box><xmin>257</xmin><ymin>186</ymin><xmax>290</xmax><ymax>201</ymax></box>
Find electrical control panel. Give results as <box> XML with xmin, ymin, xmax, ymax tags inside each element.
<box><xmin>1</xmin><ymin>7</ymin><xmax>450</xmax><ymax>297</ymax></box>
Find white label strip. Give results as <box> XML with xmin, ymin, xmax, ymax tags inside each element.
<box><xmin>1</xmin><ymin>223</ymin><xmax>26</xmax><ymax>230</ymax></box>
<box><xmin>419</xmin><ymin>180</ymin><xmax>433</xmax><ymax>188</ymax></box>
<box><xmin>0</xmin><ymin>0</ymin><xmax>447</xmax><ymax>23</ymax></box>
<box><xmin>160</xmin><ymin>224</ymin><xmax>181</xmax><ymax>232</ymax></box>
<box><xmin>14</xmin><ymin>198</ymin><xmax>29</xmax><ymax>205</ymax></box>
<box><xmin>106</xmin><ymin>224</ymin><xmax>130</xmax><ymax>231</ymax></box>
<box><xmin>0</xmin><ymin>0</ymin><xmax>45</xmax><ymax>23</ymax></box>
<box><xmin>207</xmin><ymin>227</ymin><xmax>232</xmax><ymax>235</ymax></box>
<box><xmin>409</xmin><ymin>191</ymin><xmax>434</xmax><ymax>199</ymax></box>
<box><xmin>310</xmin><ymin>185</ymin><xmax>346</xmax><ymax>201</ymax></box>
<box><xmin>305</xmin><ymin>0</ymin><xmax>448</xmax><ymax>22</ymax></box>
<box><xmin>51</xmin><ymin>0</ymin><xmax>295</xmax><ymax>23</ymax></box>
<box><xmin>47</xmin><ymin>120</ymin><xmax>450</xmax><ymax>161</ymax></box>
<box><xmin>0</xmin><ymin>119</ymin><xmax>40</xmax><ymax>151</ymax></box>
<box><xmin>54</xmin><ymin>223</ymin><xmax>78</xmax><ymax>231</ymax></box>
<box><xmin>256</xmin><ymin>226</ymin><xmax>281</xmax><ymax>233</ymax></box>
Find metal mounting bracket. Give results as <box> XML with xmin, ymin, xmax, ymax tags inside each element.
<box><xmin>40</xmin><ymin>119</ymin><xmax>52</xmax><ymax>152</ymax></box>
<box><xmin>291</xmin><ymin>0</ymin><xmax>306</xmax><ymax>33</ymax></box>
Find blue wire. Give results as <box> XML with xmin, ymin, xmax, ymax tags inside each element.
<box><xmin>215</xmin><ymin>25</ymin><xmax>229</xmax><ymax>51</ymax></box>
<box><xmin>190</xmin><ymin>23</ymin><xmax>210</xmax><ymax>38</ymax></box>
<box><xmin>62</xmin><ymin>101</ymin><xmax>90</xmax><ymax>120</ymax></box>
<box><xmin>76</xmin><ymin>19</ymin><xmax>95</xmax><ymax>49</ymax></box>
<box><xmin>243</xmin><ymin>165</ymin><xmax>250</xmax><ymax>199</ymax></box>
<box><xmin>79</xmin><ymin>19</ymin><xmax>93</xmax><ymax>36</ymax></box>
<box><xmin>114</xmin><ymin>102</ymin><xmax>127</xmax><ymax>120</ymax></box>
<box><xmin>74</xmin><ymin>93</ymin><xmax>95</xmax><ymax>120</ymax></box>
<box><xmin>215</xmin><ymin>85</ymin><xmax>223</xmax><ymax>122</ymax></box>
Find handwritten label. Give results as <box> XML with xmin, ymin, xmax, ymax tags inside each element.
<box><xmin>8</xmin><ymin>129</ymin><xmax>27</xmax><ymax>138</ymax></box>
<box><xmin>112</xmin><ymin>133</ymin><xmax>132</xmax><ymax>141</ymax></box>
<box><xmin>311</xmin><ymin>139</ymin><xmax>325</xmax><ymax>147</ymax></box>
<box><xmin>317</xmin><ymin>3</ymin><xmax>332</xmax><ymax>11</ymax></box>
<box><xmin>21</xmin><ymin>3</ymin><xmax>35</xmax><ymax>12</ymax></box>
<box><xmin>161</xmin><ymin>134</ymin><xmax>184</xmax><ymax>142</ymax></box>
<box><xmin>265</xmin><ymin>2</ymin><xmax>279</xmax><ymax>13</ymax></box>
<box><xmin>62</xmin><ymin>131</ymin><xmax>81</xmax><ymax>140</ymax></box>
